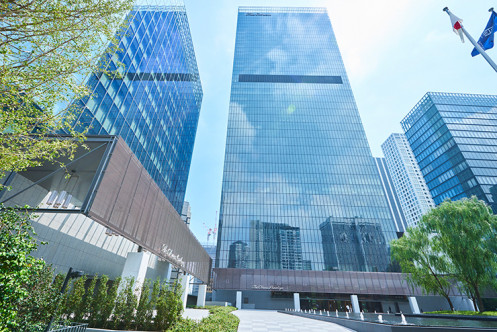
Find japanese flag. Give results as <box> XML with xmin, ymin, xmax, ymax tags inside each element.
<box><xmin>448</xmin><ymin>11</ymin><xmax>465</xmax><ymax>43</ymax></box>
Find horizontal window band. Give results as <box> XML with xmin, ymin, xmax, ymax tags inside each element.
<box><xmin>238</xmin><ymin>74</ymin><xmax>343</xmax><ymax>84</ymax></box>
<box><xmin>124</xmin><ymin>72</ymin><xmax>198</xmax><ymax>82</ymax></box>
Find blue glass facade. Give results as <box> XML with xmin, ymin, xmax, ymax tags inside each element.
<box><xmin>401</xmin><ymin>92</ymin><xmax>497</xmax><ymax>212</ymax></box>
<box><xmin>216</xmin><ymin>7</ymin><xmax>397</xmax><ymax>273</ymax></box>
<box><xmin>72</xmin><ymin>4</ymin><xmax>202</xmax><ymax>213</ymax></box>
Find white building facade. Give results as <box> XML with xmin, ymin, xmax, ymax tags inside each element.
<box><xmin>381</xmin><ymin>133</ymin><xmax>435</xmax><ymax>228</ymax></box>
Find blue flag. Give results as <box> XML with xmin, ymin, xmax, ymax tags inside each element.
<box><xmin>471</xmin><ymin>11</ymin><xmax>497</xmax><ymax>57</ymax></box>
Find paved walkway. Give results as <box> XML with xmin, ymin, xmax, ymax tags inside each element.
<box><xmin>182</xmin><ymin>308</ymin><xmax>210</xmax><ymax>321</ymax></box>
<box><xmin>232</xmin><ymin>310</ymin><xmax>355</xmax><ymax>332</ymax></box>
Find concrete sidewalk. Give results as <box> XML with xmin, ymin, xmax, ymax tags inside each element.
<box><xmin>233</xmin><ymin>309</ymin><xmax>355</xmax><ymax>332</ymax></box>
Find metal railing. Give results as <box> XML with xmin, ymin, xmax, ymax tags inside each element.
<box><xmin>50</xmin><ymin>322</ymin><xmax>88</xmax><ymax>332</ymax></box>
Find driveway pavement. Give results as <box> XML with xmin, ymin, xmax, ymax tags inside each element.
<box><xmin>232</xmin><ymin>310</ymin><xmax>355</xmax><ymax>332</ymax></box>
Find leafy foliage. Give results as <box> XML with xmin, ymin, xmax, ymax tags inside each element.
<box><xmin>391</xmin><ymin>225</ymin><xmax>455</xmax><ymax>310</ymax></box>
<box><xmin>168</xmin><ymin>306</ymin><xmax>240</xmax><ymax>332</ymax></box>
<box><xmin>422</xmin><ymin>197</ymin><xmax>497</xmax><ymax>312</ymax></box>
<box><xmin>135</xmin><ymin>278</ymin><xmax>152</xmax><ymax>329</ymax></box>
<box><xmin>156</xmin><ymin>281</ymin><xmax>184</xmax><ymax>331</ymax></box>
<box><xmin>424</xmin><ymin>310</ymin><xmax>497</xmax><ymax>316</ymax></box>
<box><xmin>0</xmin><ymin>205</ymin><xmax>45</xmax><ymax>331</ymax></box>
<box><xmin>13</xmin><ymin>266</ymin><xmax>64</xmax><ymax>332</ymax></box>
<box><xmin>112</xmin><ymin>277</ymin><xmax>138</xmax><ymax>330</ymax></box>
<box><xmin>15</xmin><ymin>270</ymin><xmax>187</xmax><ymax>331</ymax></box>
<box><xmin>63</xmin><ymin>274</ymin><xmax>87</xmax><ymax>322</ymax></box>
<box><xmin>0</xmin><ymin>0</ymin><xmax>132</xmax><ymax>181</ymax></box>
<box><xmin>392</xmin><ymin>197</ymin><xmax>497</xmax><ymax>312</ymax></box>
<box><xmin>87</xmin><ymin>275</ymin><xmax>108</xmax><ymax>327</ymax></box>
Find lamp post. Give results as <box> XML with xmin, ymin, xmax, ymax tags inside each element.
<box><xmin>45</xmin><ymin>267</ymin><xmax>84</xmax><ymax>332</ymax></box>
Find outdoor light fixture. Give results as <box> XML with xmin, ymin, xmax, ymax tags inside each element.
<box><xmin>45</xmin><ymin>190</ymin><xmax>73</xmax><ymax>209</ymax></box>
<box><xmin>105</xmin><ymin>228</ymin><xmax>120</xmax><ymax>236</ymax></box>
<box><xmin>61</xmin><ymin>194</ymin><xmax>73</xmax><ymax>209</ymax></box>
<box><xmin>53</xmin><ymin>191</ymin><xmax>67</xmax><ymax>208</ymax></box>
<box><xmin>46</xmin><ymin>191</ymin><xmax>58</xmax><ymax>205</ymax></box>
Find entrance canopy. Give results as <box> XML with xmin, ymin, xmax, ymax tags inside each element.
<box><xmin>1</xmin><ymin>135</ymin><xmax>211</xmax><ymax>282</ymax></box>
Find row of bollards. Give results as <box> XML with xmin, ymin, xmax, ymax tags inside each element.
<box><xmin>284</xmin><ymin>308</ymin><xmax>408</xmax><ymax>325</ymax></box>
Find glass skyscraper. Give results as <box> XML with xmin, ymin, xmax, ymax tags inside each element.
<box><xmin>214</xmin><ymin>7</ymin><xmax>403</xmax><ymax>310</ymax></box>
<box><xmin>217</xmin><ymin>6</ymin><xmax>396</xmax><ymax>273</ymax></box>
<box><xmin>72</xmin><ymin>3</ymin><xmax>202</xmax><ymax>213</ymax></box>
<box><xmin>401</xmin><ymin>92</ymin><xmax>497</xmax><ymax>212</ymax></box>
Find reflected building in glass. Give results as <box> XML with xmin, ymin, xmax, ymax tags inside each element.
<box><xmin>401</xmin><ymin>92</ymin><xmax>497</xmax><ymax>213</ymax></box>
<box><xmin>374</xmin><ymin>157</ymin><xmax>408</xmax><ymax>233</ymax></box>
<box><xmin>214</xmin><ymin>7</ymin><xmax>408</xmax><ymax>311</ymax></box>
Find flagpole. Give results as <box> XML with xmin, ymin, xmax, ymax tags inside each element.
<box><xmin>443</xmin><ymin>7</ymin><xmax>497</xmax><ymax>73</ymax></box>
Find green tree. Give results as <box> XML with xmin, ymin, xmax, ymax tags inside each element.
<box><xmin>102</xmin><ymin>276</ymin><xmax>120</xmax><ymax>328</ymax></box>
<box><xmin>134</xmin><ymin>278</ymin><xmax>152</xmax><ymax>330</ymax></box>
<box><xmin>83</xmin><ymin>275</ymin><xmax>98</xmax><ymax>323</ymax></box>
<box><xmin>155</xmin><ymin>281</ymin><xmax>183</xmax><ymax>331</ymax></box>
<box><xmin>423</xmin><ymin>197</ymin><xmax>497</xmax><ymax>312</ymax></box>
<box><xmin>14</xmin><ymin>265</ymin><xmax>63</xmax><ymax>331</ymax></box>
<box><xmin>63</xmin><ymin>275</ymin><xmax>87</xmax><ymax>321</ymax></box>
<box><xmin>391</xmin><ymin>226</ymin><xmax>455</xmax><ymax>311</ymax></box>
<box><xmin>0</xmin><ymin>0</ymin><xmax>132</xmax><ymax>181</ymax></box>
<box><xmin>0</xmin><ymin>205</ymin><xmax>45</xmax><ymax>331</ymax></box>
<box><xmin>113</xmin><ymin>277</ymin><xmax>137</xmax><ymax>330</ymax></box>
<box><xmin>88</xmin><ymin>274</ymin><xmax>109</xmax><ymax>328</ymax></box>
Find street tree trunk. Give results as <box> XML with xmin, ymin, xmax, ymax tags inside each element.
<box><xmin>474</xmin><ymin>287</ymin><xmax>485</xmax><ymax>312</ymax></box>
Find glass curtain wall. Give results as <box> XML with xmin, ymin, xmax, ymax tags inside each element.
<box><xmin>401</xmin><ymin>92</ymin><xmax>497</xmax><ymax>213</ymax></box>
<box><xmin>71</xmin><ymin>3</ymin><xmax>202</xmax><ymax>213</ymax></box>
<box><xmin>216</xmin><ymin>7</ymin><xmax>397</xmax><ymax>273</ymax></box>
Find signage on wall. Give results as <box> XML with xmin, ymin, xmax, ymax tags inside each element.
<box><xmin>160</xmin><ymin>244</ymin><xmax>185</xmax><ymax>268</ymax></box>
<box><xmin>252</xmin><ymin>285</ymin><xmax>284</xmax><ymax>291</ymax></box>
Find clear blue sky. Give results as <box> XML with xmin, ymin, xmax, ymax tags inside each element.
<box><xmin>182</xmin><ymin>0</ymin><xmax>497</xmax><ymax>242</ymax></box>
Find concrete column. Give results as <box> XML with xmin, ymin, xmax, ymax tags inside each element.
<box><xmin>120</xmin><ymin>251</ymin><xmax>150</xmax><ymax>297</ymax></box>
<box><xmin>408</xmin><ymin>296</ymin><xmax>420</xmax><ymax>314</ymax></box>
<box><xmin>162</xmin><ymin>261</ymin><xmax>172</xmax><ymax>282</ymax></box>
<box><xmin>350</xmin><ymin>294</ymin><xmax>360</xmax><ymax>313</ymax></box>
<box><xmin>236</xmin><ymin>291</ymin><xmax>242</xmax><ymax>310</ymax></box>
<box><xmin>178</xmin><ymin>272</ymin><xmax>190</xmax><ymax>310</ymax></box>
<box><xmin>197</xmin><ymin>284</ymin><xmax>207</xmax><ymax>307</ymax></box>
<box><xmin>293</xmin><ymin>293</ymin><xmax>300</xmax><ymax>311</ymax></box>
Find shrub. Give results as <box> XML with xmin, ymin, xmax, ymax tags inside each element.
<box><xmin>14</xmin><ymin>265</ymin><xmax>64</xmax><ymax>331</ymax></box>
<box><xmin>103</xmin><ymin>276</ymin><xmax>120</xmax><ymax>328</ymax></box>
<box><xmin>155</xmin><ymin>281</ymin><xmax>183</xmax><ymax>331</ymax></box>
<box><xmin>87</xmin><ymin>275</ymin><xmax>109</xmax><ymax>327</ymax></box>
<box><xmin>135</xmin><ymin>278</ymin><xmax>152</xmax><ymax>329</ymax></box>
<box><xmin>112</xmin><ymin>277</ymin><xmax>137</xmax><ymax>330</ymax></box>
<box><xmin>0</xmin><ymin>205</ymin><xmax>45</xmax><ymax>331</ymax></box>
<box><xmin>63</xmin><ymin>275</ymin><xmax>87</xmax><ymax>321</ymax></box>
<box><xmin>168</xmin><ymin>306</ymin><xmax>239</xmax><ymax>332</ymax></box>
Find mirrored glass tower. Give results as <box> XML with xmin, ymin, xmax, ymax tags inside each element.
<box><xmin>214</xmin><ymin>7</ymin><xmax>401</xmax><ymax>310</ymax></box>
<box><xmin>401</xmin><ymin>92</ymin><xmax>497</xmax><ymax>213</ymax></box>
<box><xmin>72</xmin><ymin>4</ymin><xmax>202</xmax><ymax>213</ymax></box>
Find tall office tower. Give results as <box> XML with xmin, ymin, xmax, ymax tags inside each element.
<box><xmin>73</xmin><ymin>4</ymin><xmax>202</xmax><ymax>213</ymax></box>
<box><xmin>401</xmin><ymin>92</ymin><xmax>497</xmax><ymax>213</ymax></box>
<box><xmin>214</xmin><ymin>7</ymin><xmax>405</xmax><ymax>311</ymax></box>
<box><xmin>1</xmin><ymin>2</ymin><xmax>211</xmax><ymax>286</ymax></box>
<box><xmin>381</xmin><ymin>134</ymin><xmax>435</xmax><ymax>228</ymax></box>
<box><xmin>374</xmin><ymin>157</ymin><xmax>408</xmax><ymax>233</ymax></box>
